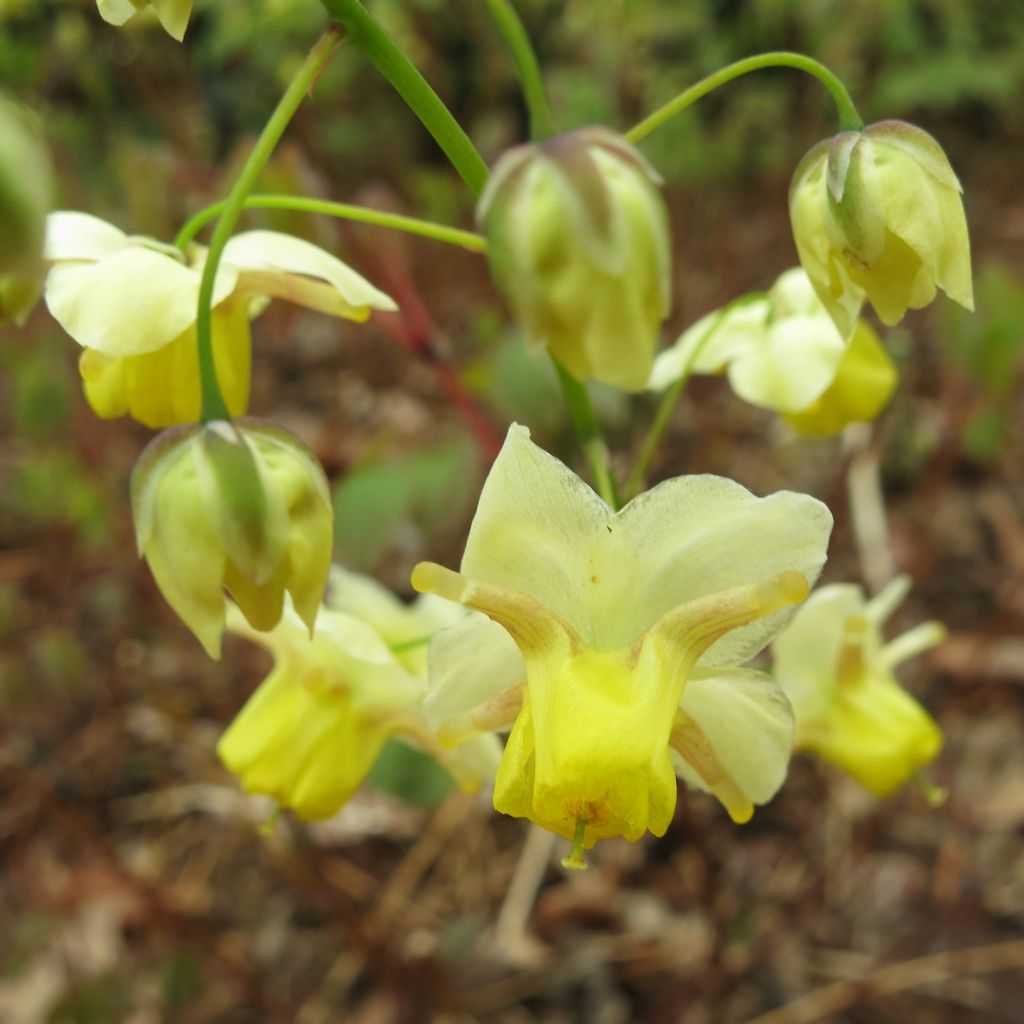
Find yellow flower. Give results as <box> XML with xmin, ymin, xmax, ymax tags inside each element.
<box><xmin>0</xmin><ymin>96</ymin><xmax>51</xmax><ymax>325</ymax></box>
<box><xmin>131</xmin><ymin>418</ymin><xmax>334</xmax><ymax>659</ymax></box>
<box><xmin>790</xmin><ymin>120</ymin><xmax>973</xmax><ymax>338</ymax></box>
<box><xmin>44</xmin><ymin>213</ymin><xmax>397</xmax><ymax>428</ymax></box>
<box><xmin>218</xmin><ymin>584</ymin><xmax>500</xmax><ymax>820</ymax></box>
<box><xmin>412</xmin><ymin>425</ymin><xmax>833</xmax><ymax>852</ymax></box>
<box><xmin>771</xmin><ymin>576</ymin><xmax>945</xmax><ymax>796</ymax></box>
<box><xmin>95</xmin><ymin>0</ymin><xmax>193</xmax><ymax>41</ymax></box>
<box><xmin>648</xmin><ymin>268</ymin><xmax>897</xmax><ymax>437</ymax></box>
<box><xmin>478</xmin><ymin>128</ymin><xmax>671</xmax><ymax>392</ymax></box>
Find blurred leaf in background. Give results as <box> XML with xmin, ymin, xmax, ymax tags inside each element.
<box><xmin>369</xmin><ymin>737</ymin><xmax>456</xmax><ymax>808</ymax></box>
<box><xmin>332</xmin><ymin>434</ymin><xmax>480</xmax><ymax>572</ymax></box>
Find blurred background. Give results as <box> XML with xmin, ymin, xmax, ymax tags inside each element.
<box><xmin>1</xmin><ymin>1</ymin><xmax>1023</xmax><ymax>1021</ymax></box>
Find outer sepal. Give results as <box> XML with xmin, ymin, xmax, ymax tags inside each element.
<box><xmin>479</xmin><ymin>128</ymin><xmax>671</xmax><ymax>392</ymax></box>
<box><xmin>131</xmin><ymin>418</ymin><xmax>333</xmax><ymax>658</ymax></box>
<box><xmin>790</xmin><ymin>120</ymin><xmax>972</xmax><ymax>337</ymax></box>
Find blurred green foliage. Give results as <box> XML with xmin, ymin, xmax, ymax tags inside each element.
<box><xmin>332</xmin><ymin>435</ymin><xmax>479</xmax><ymax>571</ymax></box>
<box><xmin>369</xmin><ymin>737</ymin><xmax>456</xmax><ymax>807</ymax></box>
<box><xmin>938</xmin><ymin>264</ymin><xmax>1024</xmax><ymax>461</ymax></box>
<box><xmin>2</xmin><ymin>0</ymin><xmax>1023</xmax><ymax>228</ymax></box>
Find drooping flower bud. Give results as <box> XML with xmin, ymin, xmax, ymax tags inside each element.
<box><xmin>790</xmin><ymin>120</ymin><xmax>972</xmax><ymax>338</ymax></box>
<box><xmin>478</xmin><ymin>128</ymin><xmax>671</xmax><ymax>392</ymax></box>
<box><xmin>130</xmin><ymin>418</ymin><xmax>333</xmax><ymax>658</ymax></box>
<box><xmin>0</xmin><ymin>98</ymin><xmax>51</xmax><ymax>325</ymax></box>
<box><xmin>95</xmin><ymin>0</ymin><xmax>193</xmax><ymax>41</ymax></box>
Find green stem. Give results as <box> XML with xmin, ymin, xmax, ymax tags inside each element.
<box><xmin>175</xmin><ymin>194</ymin><xmax>485</xmax><ymax>253</ymax></box>
<box><xmin>389</xmin><ymin>635</ymin><xmax>432</xmax><ymax>655</ymax></box>
<box><xmin>318</xmin><ymin>0</ymin><xmax>489</xmax><ymax>196</ymax></box>
<box><xmin>624</xmin><ymin>295</ymin><xmax>762</xmax><ymax>499</ymax></box>
<box><xmin>553</xmin><ymin>360</ymin><xmax>620</xmax><ymax>510</ymax></box>
<box><xmin>195</xmin><ymin>27</ymin><xmax>343</xmax><ymax>422</ymax></box>
<box><xmin>482</xmin><ymin>0</ymin><xmax>555</xmax><ymax>139</ymax></box>
<box><xmin>625</xmin><ymin>51</ymin><xmax>863</xmax><ymax>144</ymax></box>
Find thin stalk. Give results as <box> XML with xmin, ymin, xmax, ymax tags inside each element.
<box><xmin>318</xmin><ymin>0</ymin><xmax>489</xmax><ymax>196</ymax></box>
<box><xmin>624</xmin><ymin>360</ymin><xmax>693</xmax><ymax>502</ymax></box>
<box><xmin>553</xmin><ymin>360</ymin><xmax>620</xmax><ymax>510</ymax></box>
<box><xmin>626</xmin><ymin>51</ymin><xmax>863</xmax><ymax>144</ymax></box>
<box><xmin>482</xmin><ymin>0</ymin><xmax>555</xmax><ymax>139</ymax></box>
<box><xmin>625</xmin><ymin>295</ymin><xmax>761</xmax><ymax>499</ymax></box>
<box><xmin>175</xmin><ymin>194</ymin><xmax>486</xmax><ymax>253</ymax></box>
<box><xmin>195</xmin><ymin>27</ymin><xmax>343</xmax><ymax>422</ymax></box>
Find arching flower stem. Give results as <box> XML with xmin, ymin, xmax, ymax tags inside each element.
<box><xmin>625</xmin><ymin>51</ymin><xmax>863</xmax><ymax>144</ymax></box>
<box><xmin>174</xmin><ymin>195</ymin><xmax>486</xmax><ymax>255</ymax></box>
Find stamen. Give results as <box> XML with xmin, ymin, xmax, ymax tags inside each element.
<box><xmin>912</xmin><ymin>771</ymin><xmax>947</xmax><ymax>808</ymax></box>
<box><xmin>561</xmin><ymin>817</ymin><xmax>588</xmax><ymax>870</ymax></box>
<box><xmin>260</xmin><ymin>804</ymin><xmax>283</xmax><ymax>837</ymax></box>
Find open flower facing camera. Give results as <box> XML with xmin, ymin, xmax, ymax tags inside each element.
<box><xmin>44</xmin><ymin>213</ymin><xmax>396</xmax><ymax>428</ymax></box>
<box><xmin>790</xmin><ymin>120</ymin><xmax>973</xmax><ymax>337</ymax></box>
<box><xmin>649</xmin><ymin>267</ymin><xmax>897</xmax><ymax>436</ymax></box>
<box><xmin>412</xmin><ymin>425</ymin><xmax>832</xmax><ymax>860</ymax></box>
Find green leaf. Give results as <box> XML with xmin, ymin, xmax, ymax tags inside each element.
<box><xmin>369</xmin><ymin>738</ymin><xmax>455</xmax><ymax>807</ymax></box>
<box><xmin>332</xmin><ymin>436</ymin><xmax>480</xmax><ymax>571</ymax></box>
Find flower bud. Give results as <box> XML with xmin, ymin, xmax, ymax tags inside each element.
<box><xmin>790</xmin><ymin>120</ymin><xmax>972</xmax><ymax>338</ymax></box>
<box><xmin>131</xmin><ymin>418</ymin><xmax>333</xmax><ymax>658</ymax></box>
<box><xmin>478</xmin><ymin>127</ymin><xmax>671</xmax><ymax>392</ymax></box>
<box><xmin>95</xmin><ymin>0</ymin><xmax>193</xmax><ymax>41</ymax></box>
<box><xmin>0</xmin><ymin>98</ymin><xmax>51</xmax><ymax>324</ymax></box>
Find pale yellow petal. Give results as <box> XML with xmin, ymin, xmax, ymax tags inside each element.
<box><xmin>222</xmin><ymin>230</ymin><xmax>397</xmax><ymax>318</ymax></box>
<box><xmin>459</xmin><ymin>423</ymin><xmax>611</xmax><ymax>642</ymax></box>
<box><xmin>672</xmin><ymin>667</ymin><xmax>794</xmax><ymax>813</ymax></box>
<box><xmin>421</xmin><ymin>614</ymin><xmax>526</xmax><ymax>737</ymax></box>
<box><xmin>44</xmin><ymin>211</ymin><xmax>128</xmax><ymax>262</ymax></box>
<box><xmin>45</xmin><ymin>247</ymin><xmax>201</xmax><ymax>356</ymax></box>
<box><xmin>771</xmin><ymin>583</ymin><xmax>863</xmax><ymax>728</ymax></box>
<box><xmin>599</xmin><ymin>476</ymin><xmax>832</xmax><ymax>663</ymax></box>
<box><xmin>727</xmin><ymin>312</ymin><xmax>846</xmax><ymax>412</ymax></box>
<box><xmin>151</xmin><ymin>0</ymin><xmax>193</xmax><ymax>40</ymax></box>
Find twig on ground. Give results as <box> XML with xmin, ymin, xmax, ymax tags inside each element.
<box><xmin>492</xmin><ymin>824</ymin><xmax>555</xmax><ymax>962</ymax></box>
<box><xmin>844</xmin><ymin>422</ymin><xmax>897</xmax><ymax>593</ymax></box>
<box><xmin>743</xmin><ymin>938</ymin><xmax>1024</xmax><ymax>1024</ymax></box>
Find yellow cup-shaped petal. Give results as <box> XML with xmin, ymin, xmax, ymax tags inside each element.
<box><xmin>494</xmin><ymin>647</ymin><xmax>680</xmax><ymax>844</ymax></box>
<box><xmin>806</xmin><ymin>672</ymin><xmax>942</xmax><ymax>797</ymax></box>
<box><xmin>783</xmin><ymin>319</ymin><xmax>897</xmax><ymax>437</ymax></box>
<box><xmin>218</xmin><ymin>665</ymin><xmax>397</xmax><ymax>819</ymax></box>
<box><xmin>79</xmin><ymin>303</ymin><xmax>252</xmax><ymax>429</ymax></box>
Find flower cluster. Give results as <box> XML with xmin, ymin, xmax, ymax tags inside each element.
<box><xmin>13</xmin><ymin>13</ymin><xmax>971</xmax><ymax>867</ymax></box>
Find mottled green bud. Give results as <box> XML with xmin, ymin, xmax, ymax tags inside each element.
<box><xmin>478</xmin><ymin>127</ymin><xmax>671</xmax><ymax>392</ymax></box>
<box><xmin>790</xmin><ymin>120</ymin><xmax>972</xmax><ymax>338</ymax></box>
<box><xmin>131</xmin><ymin>419</ymin><xmax>334</xmax><ymax>658</ymax></box>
